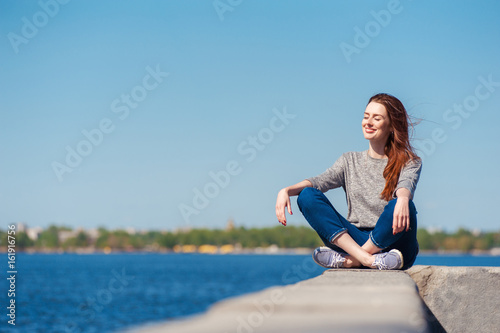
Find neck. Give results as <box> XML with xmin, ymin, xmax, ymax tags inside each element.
<box><xmin>368</xmin><ymin>141</ymin><xmax>387</xmax><ymax>159</ymax></box>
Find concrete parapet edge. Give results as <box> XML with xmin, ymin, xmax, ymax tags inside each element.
<box><xmin>127</xmin><ymin>269</ymin><xmax>430</xmax><ymax>333</ymax></box>
<box><xmin>406</xmin><ymin>265</ymin><xmax>500</xmax><ymax>333</ymax></box>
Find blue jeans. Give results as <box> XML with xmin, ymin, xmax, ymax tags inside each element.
<box><xmin>297</xmin><ymin>187</ymin><xmax>419</xmax><ymax>269</ymax></box>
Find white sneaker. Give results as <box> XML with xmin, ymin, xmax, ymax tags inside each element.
<box><xmin>372</xmin><ymin>249</ymin><xmax>404</xmax><ymax>270</ymax></box>
<box><xmin>312</xmin><ymin>247</ymin><xmax>346</xmax><ymax>268</ymax></box>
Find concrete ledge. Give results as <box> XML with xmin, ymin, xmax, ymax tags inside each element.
<box><xmin>407</xmin><ymin>265</ymin><xmax>500</xmax><ymax>333</ymax></box>
<box><xmin>128</xmin><ymin>269</ymin><xmax>428</xmax><ymax>333</ymax></box>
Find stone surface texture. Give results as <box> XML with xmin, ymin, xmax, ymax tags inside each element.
<box><xmin>127</xmin><ymin>265</ymin><xmax>500</xmax><ymax>333</ymax></box>
<box><xmin>406</xmin><ymin>265</ymin><xmax>500</xmax><ymax>333</ymax></box>
<box><xmin>127</xmin><ymin>269</ymin><xmax>428</xmax><ymax>333</ymax></box>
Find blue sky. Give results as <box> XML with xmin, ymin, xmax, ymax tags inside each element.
<box><xmin>1</xmin><ymin>0</ymin><xmax>499</xmax><ymax>232</ymax></box>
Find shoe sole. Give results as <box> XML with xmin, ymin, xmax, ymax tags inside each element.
<box><xmin>390</xmin><ymin>249</ymin><xmax>404</xmax><ymax>270</ymax></box>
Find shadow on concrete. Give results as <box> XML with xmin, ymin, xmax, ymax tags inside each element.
<box><xmin>420</xmin><ymin>297</ymin><xmax>447</xmax><ymax>333</ymax></box>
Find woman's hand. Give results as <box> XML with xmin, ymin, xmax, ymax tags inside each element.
<box><xmin>275</xmin><ymin>180</ymin><xmax>312</xmax><ymax>226</ymax></box>
<box><xmin>393</xmin><ymin>192</ymin><xmax>410</xmax><ymax>234</ymax></box>
<box><xmin>276</xmin><ymin>188</ymin><xmax>292</xmax><ymax>226</ymax></box>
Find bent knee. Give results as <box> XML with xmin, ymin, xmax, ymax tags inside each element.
<box><xmin>297</xmin><ymin>187</ymin><xmax>319</xmax><ymax>208</ymax></box>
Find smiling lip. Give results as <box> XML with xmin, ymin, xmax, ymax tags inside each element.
<box><xmin>364</xmin><ymin>128</ymin><xmax>376</xmax><ymax>133</ymax></box>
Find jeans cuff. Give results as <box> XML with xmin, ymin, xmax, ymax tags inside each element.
<box><xmin>329</xmin><ymin>229</ymin><xmax>347</xmax><ymax>244</ymax></box>
<box><xmin>369</xmin><ymin>232</ymin><xmax>385</xmax><ymax>249</ymax></box>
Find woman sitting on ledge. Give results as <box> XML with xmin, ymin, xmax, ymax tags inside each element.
<box><xmin>275</xmin><ymin>93</ymin><xmax>422</xmax><ymax>270</ymax></box>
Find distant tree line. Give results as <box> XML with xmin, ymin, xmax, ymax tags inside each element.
<box><xmin>0</xmin><ymin>225</ymin><xmax>323</xmax><ymax>251</ymax></box>
<box><xmin>1</xmin><ymin>225</ymin><xmax>499</xmax><ymax>252</ymax></box>
<box><xmin>417</xmin><ymin>228</ymin><xmax>500</xmax><ymax>252</ymax></box>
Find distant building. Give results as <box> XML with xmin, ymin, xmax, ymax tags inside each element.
<box><xmin>125</xmin><ymin>227</ymin><xmax>137</xmax><ymax>235</ymax></box>
<box><xmin>173</xmin><ymin>244</ymin><xmax>197</xmax><ymax>253</ymax></box>
<box><xmin>226</xmin><ymin>218</ymin><xmax>235</xmax><ymax>231</ymax></box>
<box><xmin>86</xmin><ymin>228</ymin><xmax>100</xmax><ymax>241</ymax></box>
<box><xmin>219</xmin><ymin>244</ymin><xmax>234</xmax><ymax>254</ymax></box>
<box><xmin>58</xmin><ymin>229</ymin><xmax>82</xmax><ymax>243</ymax></box>
<box><xmin>26</xmin><ymin>226</ymin><xmax>43</xmax><ymax>241</ymax></box>
<box><xmin>490</xmin><ymin>247</ymin><xmax>500</xmax><ymax>256</ymax></box>
<box><xmin>174</xmin><ymin>226</ymin><xmax>192</xmax><ymax>233</ymax></box>
<box><xmin>425</xmin><ymin>226</ymin><xmax>443</xmax><ymax>234</ymax></box>
<box><xmin>198</xmin><ymin>244</ymin><xmax>218</xmax><ymax>254</ymax></box>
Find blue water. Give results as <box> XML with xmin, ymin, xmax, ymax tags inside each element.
<box><xmin>414</xmin><ymin>253</ymin><xmax>500</xmax><ymax>266</ymax></box>
<box><xmin>1</xmin><ymin>253</ymin><xmax>498</xmax><ymax>333</ymax></box>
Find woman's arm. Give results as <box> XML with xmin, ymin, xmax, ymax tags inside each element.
<box><xmin>393</xmin><ymin>187</ymin><xmax>411</xmax><ymax>234</ymax></box>
<box><xmin>275</xmin><ymin>180</ymin><xmax>312</xmax><ymax>226</ymax></box>
<box><xmin>393</xmin><ymin>159</ymin><xmax>422</xmax><ymax>199</ymax></box>
<box><xmin>392</xmin><ymin>158</ymin><xmax>421</xmax><ymax>234</ymax></box>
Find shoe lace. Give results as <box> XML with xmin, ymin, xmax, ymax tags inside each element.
<box><xmin>329</xmin><ymin>252</ymin><xmax>345</xmax><ymax>268</ymax></box>
<box><xmin>372</xmin><ymin>255</ymin><xmax>388</xmax><ymax>270</ymax></box>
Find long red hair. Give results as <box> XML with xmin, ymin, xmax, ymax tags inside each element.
<box><xmin>368</xmin><ymin>93</ymin><xmax>420</xmax><ymax>201</ymax></box>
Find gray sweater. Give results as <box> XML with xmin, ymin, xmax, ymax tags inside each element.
<box><xmin>307</xmin><ymin>150</ymin><xmax>422</xmax><ymax>228</ymax></box>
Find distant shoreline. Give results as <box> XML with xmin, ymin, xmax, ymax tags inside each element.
<box><xmin>2</xmin><ymin>248</ymin><xmax>499</xmax><ymax>256</ymax></box>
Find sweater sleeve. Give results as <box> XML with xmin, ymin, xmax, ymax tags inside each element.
<box><xmin>307</xmin><ymin>155</ymin><xmax>346</xmax><ymax>193</ymax></box>
<box><xmin>393</xmin><ymin>158</ymin><xmax>422</xmax><ymax>198</ymax></box>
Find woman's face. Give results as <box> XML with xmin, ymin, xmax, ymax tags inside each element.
<box><xmin>362</xmin><ymin>102</ymin><xmax>392</xmax><ymax>144</ymax></box>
